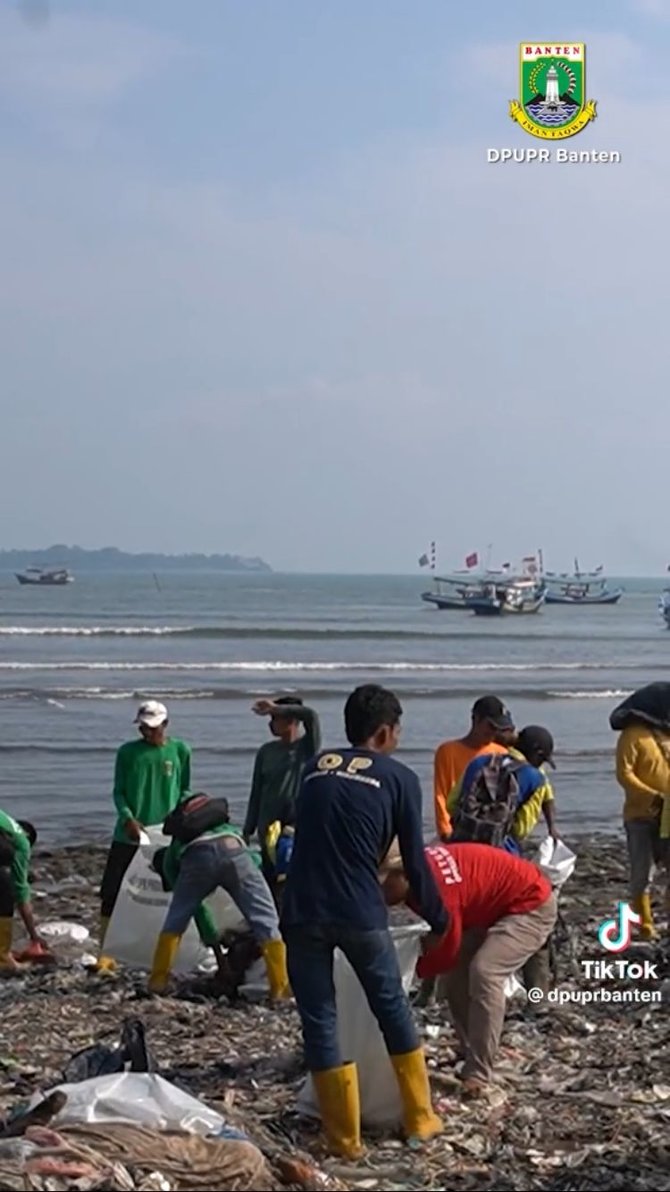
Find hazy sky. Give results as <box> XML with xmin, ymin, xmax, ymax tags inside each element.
<box><xmin>1</xmin><ymin>0</ymin><xmax>668</xmax><ymax>573</ymax></box>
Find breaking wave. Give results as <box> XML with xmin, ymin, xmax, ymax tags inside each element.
<box><xmin>0</xmin><ymin>683</ymin><xmax>636</xmax><ymax>705</ymax></box>
<box><xmin>0</xmin><ymin>625</ymin><xmax>656</xmax><ymax>645</ymax></box>
<box><xmin>0</xmin><ymin>661</ymin><xmax>652</xmax><ymax>673</ymax></box>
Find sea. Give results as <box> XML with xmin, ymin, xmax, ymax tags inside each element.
<box><xmin>0</xmin><ymin>572</ymin><xmax>666</xmax><ymax>843</ymax></box>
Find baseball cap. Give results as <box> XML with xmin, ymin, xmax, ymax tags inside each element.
<box><xmin>517</xmin><ymin>725</ymin><xmax>556</xmax><ymax>769</ymax></box>
<box><xmin>472</xmin><ymin>695</ymin><xmax>515</xmax><ymax>732</ymax></box>
<box><xmin>135</xmin><ymin>700</ymin><xmax>168</xmax><ymax>728</ymax></box>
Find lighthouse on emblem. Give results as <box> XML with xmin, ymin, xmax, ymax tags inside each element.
<box><xmin>543</xmin><ymin>65</ymin><xmax>560</xmax><ymax>106</ymax></box>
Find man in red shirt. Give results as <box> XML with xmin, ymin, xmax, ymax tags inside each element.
<box><xmin>382</xmin><ymin>842</ymin><xmax>556</xmax><ymax>1093</ymax></box>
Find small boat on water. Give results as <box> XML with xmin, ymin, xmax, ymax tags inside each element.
<box><xmin>15</xmin><ymin>567</ymin><xmax>74</xmax><ymax>586</ymax></box>
<box><xmin>659</xmin><ymin>589</ymin><xmax>670</xmax><ymax>627</ymax></box>
<box><xmin>421</xmin><ymin>573</ymin><xmax>488</xmax><ymax>610</ymax></box>
<box><xmin>544</xmin><ymin>561</ymin><xmax>623</xmax><ymax>606</ymax></box>
<box><xmin>465</xmin><ymin>576</ymin><xmax>547</xmax><ymax>616</ymax></box>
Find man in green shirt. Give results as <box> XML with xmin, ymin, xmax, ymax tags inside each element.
<box><xmin>244</xmin><ymin>697</ymin><xmax>320</xmax><ymax>900</ymax></box>
<box><xmin>149</xmin><ymin>793</ymin><xmax>289</xmax><ymax>999</ymax></box>
<box><xmin>0</xmin><ymin>811</ymin><xmax>41</xmax><ymax>972</ymax></box>
<box><xmin>98</xmin><ymin>700</ymin><xmax>191</xmax><ymax>969</ymax></box>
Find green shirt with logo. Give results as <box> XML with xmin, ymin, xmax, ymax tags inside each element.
<box><xmin>0</xmin><ymin>809</ymin><xmax>31</xmax><ymax>904</ymax></box>
<box><xmin>112</xmin><ymin>738</ymin><xmax>191</xmax><ymax>843</ymax></box>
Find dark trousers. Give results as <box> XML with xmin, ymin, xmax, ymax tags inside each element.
<box><xmin>0</xmin><ymin>836</ymin><xmax>16</xmax><ymax>918</ymax></box>
<box><xmin>100</xmin><ymin>841</ymin><xmax>138</xmax><ymax>919</ymax></box>
<box><xmin>261</xmin><ymin>854</ymin><xmax>284</xmax><ymax>912</ymax></box>
<box><xmin>283</xmin><ymin>923</ymin><xmax>418</xmax><ymax>1071</ymax></box>
<box><xmin>0</xmin><ymin>869</ymin><xmax>14</xmax><ymax>918</ymax></box>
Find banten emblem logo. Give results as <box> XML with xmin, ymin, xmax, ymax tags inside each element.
<box><xmin>510</xmin><ymin>43</ymin><xmax>597</xmax><ymax>140</ymax></box>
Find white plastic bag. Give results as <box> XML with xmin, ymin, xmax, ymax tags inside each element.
<box><xmin>104</xmin><ymin>828</ymin><xmax>246</xmax><ymax>972</ymax></box>
<box><xmin>38</xmin><ymin>1073</ymin><xmax>223</xmax><ymax>1136</ymax></box>
<box><xmin>298</xmin><ymin>923</ymin><xmax>425</xmax><ymax>1129</ymax></box>
<box><xmin>39</xmin><ymin>921</ymin><xmax>90</xmax><ymax>944</ymax></box>
<box><xmin>504</xmin><ymin>973</ymin><xmax>526</xmax><ymax>999</ymax></box>
<box><xmin>535</xmin><ymin>837</ymin><xmax>577</xmax><ymax>889</ymax></box>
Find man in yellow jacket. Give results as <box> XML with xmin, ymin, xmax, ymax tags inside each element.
<box><xmin>615</xmin><ymin>722</ymin><xmax>670</xmax><ymax>940</ymax></box>
<box><xmin>610</xmin><ymin>684</ymin><xmax>670</xmax><ymax>941</ymax></box>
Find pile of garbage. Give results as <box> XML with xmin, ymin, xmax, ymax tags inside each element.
<box><xmin>0</xmin><ymin>837</ymin><xmax>668</xmax><ymax>1190</ymax></box>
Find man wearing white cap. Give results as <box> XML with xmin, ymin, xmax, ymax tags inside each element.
<box><xmin>97</xmin><ymin>700</ymin><xmax>191</xmax><ymax>970</ymax></box>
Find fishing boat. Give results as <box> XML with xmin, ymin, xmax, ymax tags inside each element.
<box><xmin>544</xmin><ymin>561</ymin><xmax>623</xmax><ymax>606</ymax></box>
<box><xmin>15</xmin><ymin>567</ymin><xmax>74</xmax><ymax>586</ymax></box>
<box><xmin>465</xmin><ymin>576</ymin><xmax>547</xmax><ymax>617</ymax></box>
<box><xmin>421</xmin><ymin>573</ymin><xmax>487</xmax><ymax>610</ymax></box>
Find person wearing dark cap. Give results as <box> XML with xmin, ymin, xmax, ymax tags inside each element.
<box><xmin>97</xmin><ymin>700</ymin><xmax>191</xmax><ymax>971</ymax></box>
<box><xmin>447</xmin><ymin>725</ymin><xmax>558</xmax><ymax>996</ymax></box>
<box><xmin>433</xmin><ymin>696</ymin><xmax>516</xmax><ymax>842</ymax></box>
<box><xmin>244</xmin><ymin>696</ymin><xmax>321</xmax><ymax>901</ymax></box>
<box><xmin>447</xmin><ymin>724</ymin><xmax>558</xmax><ymax>853</ymax></box>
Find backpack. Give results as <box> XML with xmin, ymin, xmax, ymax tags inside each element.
<box><xmin>451</xmin><ymin>754</ymin><xmax>523</xmax><ymax>848</ymax></box>
<box><xmin>163</xmin><ymin>795</ymin><xmax>231</xmax><ymax>844</ymax></box>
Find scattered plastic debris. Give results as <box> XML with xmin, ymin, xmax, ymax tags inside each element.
<box><xmin>0</xmin><ymin>838</ymin><xmax>668</xmax><ymax>1189</ymax></box>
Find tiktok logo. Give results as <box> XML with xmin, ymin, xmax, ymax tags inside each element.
<box><xmin>597</xmin><ymin>901</ymin><xmax>641</xmax><ymax>953</ymax></box>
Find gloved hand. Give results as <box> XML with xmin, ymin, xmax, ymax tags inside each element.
<box><xmin>14</xmin><ymin>939</ymin><xmax>55</xmax><ymax>964</ymax></box>
<box><xmin>275</xmin><ymin>832</ymin><xmax>294</xmax><ymax>878</ymax></box>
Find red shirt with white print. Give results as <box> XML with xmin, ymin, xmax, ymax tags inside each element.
<box><xmin>410</xmin><ymin>842</ymin><xmax>552</xmax><ymax>978</ymax></box>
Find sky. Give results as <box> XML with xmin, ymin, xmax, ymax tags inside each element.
<box><xmin>1</xmin><ymin>0</ymin><xmax>669</xmax><ymax>574</ymax></box>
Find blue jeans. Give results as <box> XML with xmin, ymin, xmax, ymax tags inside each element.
<box><xmin>283</xmin><ymin>923</ymin><xmax>418</xmax><ymax>1071</ymax></box>
<box><xmin>162</xmin><ymin>839</ymin><xmax>281</xmax><ymax>943</ymax></box>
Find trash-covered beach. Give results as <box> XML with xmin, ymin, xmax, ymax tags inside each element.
<box><xmin>1</xmin><ymin>835</ymin><xmax>669</xmax><ymax>1191</ymax></box>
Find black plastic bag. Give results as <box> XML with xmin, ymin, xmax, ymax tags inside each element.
<box><xmin>62</xmin><ymin>1018</ymin><xmax>155</xmax><ymax>1084</ymax></box>
<box><xmin>610</xmin><ymin>683</ymin><xmax>670</xmax><ymax>732</ymax></box>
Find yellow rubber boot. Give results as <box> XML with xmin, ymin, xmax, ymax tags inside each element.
<box><xmin>312</xmin><ymin>1063</ymin><xmax>364</xmax><ymax>1159</ymax></box>
<box><xmin>0</xmin><ymin>918</ymin><xmax>22</xmax><ymax>976</ymax></box>
<box><xmin>632</xmin><ymin>894</ymin><xmax>657</xmax><ymax>941</ymax></box>
<box><xmin>95</xmin><ymin>915</ymin><xmax>117</xmax><ymax>973</ymax></box>
<box><xmin>390</xmin><ymin>1048</ymin><xmax>443</xmax><ymax>1145</ymax></box>
<box><xmin>261</xmin><ymin>938</ymin><xmax>291</xmax><ymax>999</ymax></box>
<box><xmin>148</xmin><ymin>932</ymin><xmax>181</xmax><ymax>994</ymax></box>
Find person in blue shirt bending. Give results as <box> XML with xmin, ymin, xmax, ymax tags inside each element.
<box><xmin>281</xmin><ymin>684</ymin><xmax>447</xmax><ymax>1159</ymax></box>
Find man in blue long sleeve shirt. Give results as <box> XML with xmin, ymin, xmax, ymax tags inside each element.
<box><xmin>281</xmin><ymin>684</ymin><xmax>446</xmax><ymax>1160</ymax></box>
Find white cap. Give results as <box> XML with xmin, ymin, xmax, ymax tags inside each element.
<box><xmin>135</xmin><ymin>700</ymin><xmax>168</xmax><ymax>728</ymax></box>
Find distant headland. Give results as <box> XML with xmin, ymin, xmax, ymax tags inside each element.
<box><xmin>0</xmin><ymin>545</ymin><xmax>272</xmax><ymax>573</ymax></box>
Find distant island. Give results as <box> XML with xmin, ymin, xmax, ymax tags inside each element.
<box><xmin>0</xmin><ymin>545</ymin><xmax>272</xmax><ymax>573</ymax></box>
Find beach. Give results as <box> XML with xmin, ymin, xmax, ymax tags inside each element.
<box><xmin>2</xmin><ymin>571</ymin><xmax>670</xmax><ymax>1188</ymax></box>
<box><xmin>3</xmin><ymin>834</ymin><xmax>669</xmax><ymax>1191</ymax></box>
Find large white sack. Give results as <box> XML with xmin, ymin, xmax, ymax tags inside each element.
<box><xmin>104</xmin><ymin>828</ymin><xmax>246</xmax><ymax>972</ymax></box>
<box><xmin>535</xmin><ymin>837</ymin><xmax>577</xmax><ymax>889</ymax></box>
<box><xmin>298</xmin><ymin>923</ymin><xmax>425</xmax><ymax>1129</ymax></box>
<box><xmin>37</xmin><ymin>1072</ymin><xmax>223</xmax><ymax>1136</ymax></box>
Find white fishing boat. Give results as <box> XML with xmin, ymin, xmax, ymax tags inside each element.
<box><xmin>15</xmin><ymin>567</ymin><xmax>74</xmax><ymax>586</ymax></box>
<box><xmin>464</xmin><ymin>575</ymin><xmax>547</xmax><ymax>616</ymax></box>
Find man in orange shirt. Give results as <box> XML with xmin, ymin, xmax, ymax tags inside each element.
<box><xmin>434</xmin><ymin>696</ymin><xmax>515</xmax><ymax>841</ymax></box>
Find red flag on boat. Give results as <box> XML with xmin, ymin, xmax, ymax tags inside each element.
<box><xmin>466</xmin><ymin>552</ymin><xmax>478</xmax><ymax>569</ymax></box>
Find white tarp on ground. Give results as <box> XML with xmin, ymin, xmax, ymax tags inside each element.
<box><xmin>298</xmin><ymin>923</ymin><xmax>426</xmax><ymax>1129</ymax></box>
<box><xmin>103</xmin><ymin>828</ymin><xmax>246</xmax><ymax>972</ymax></box>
